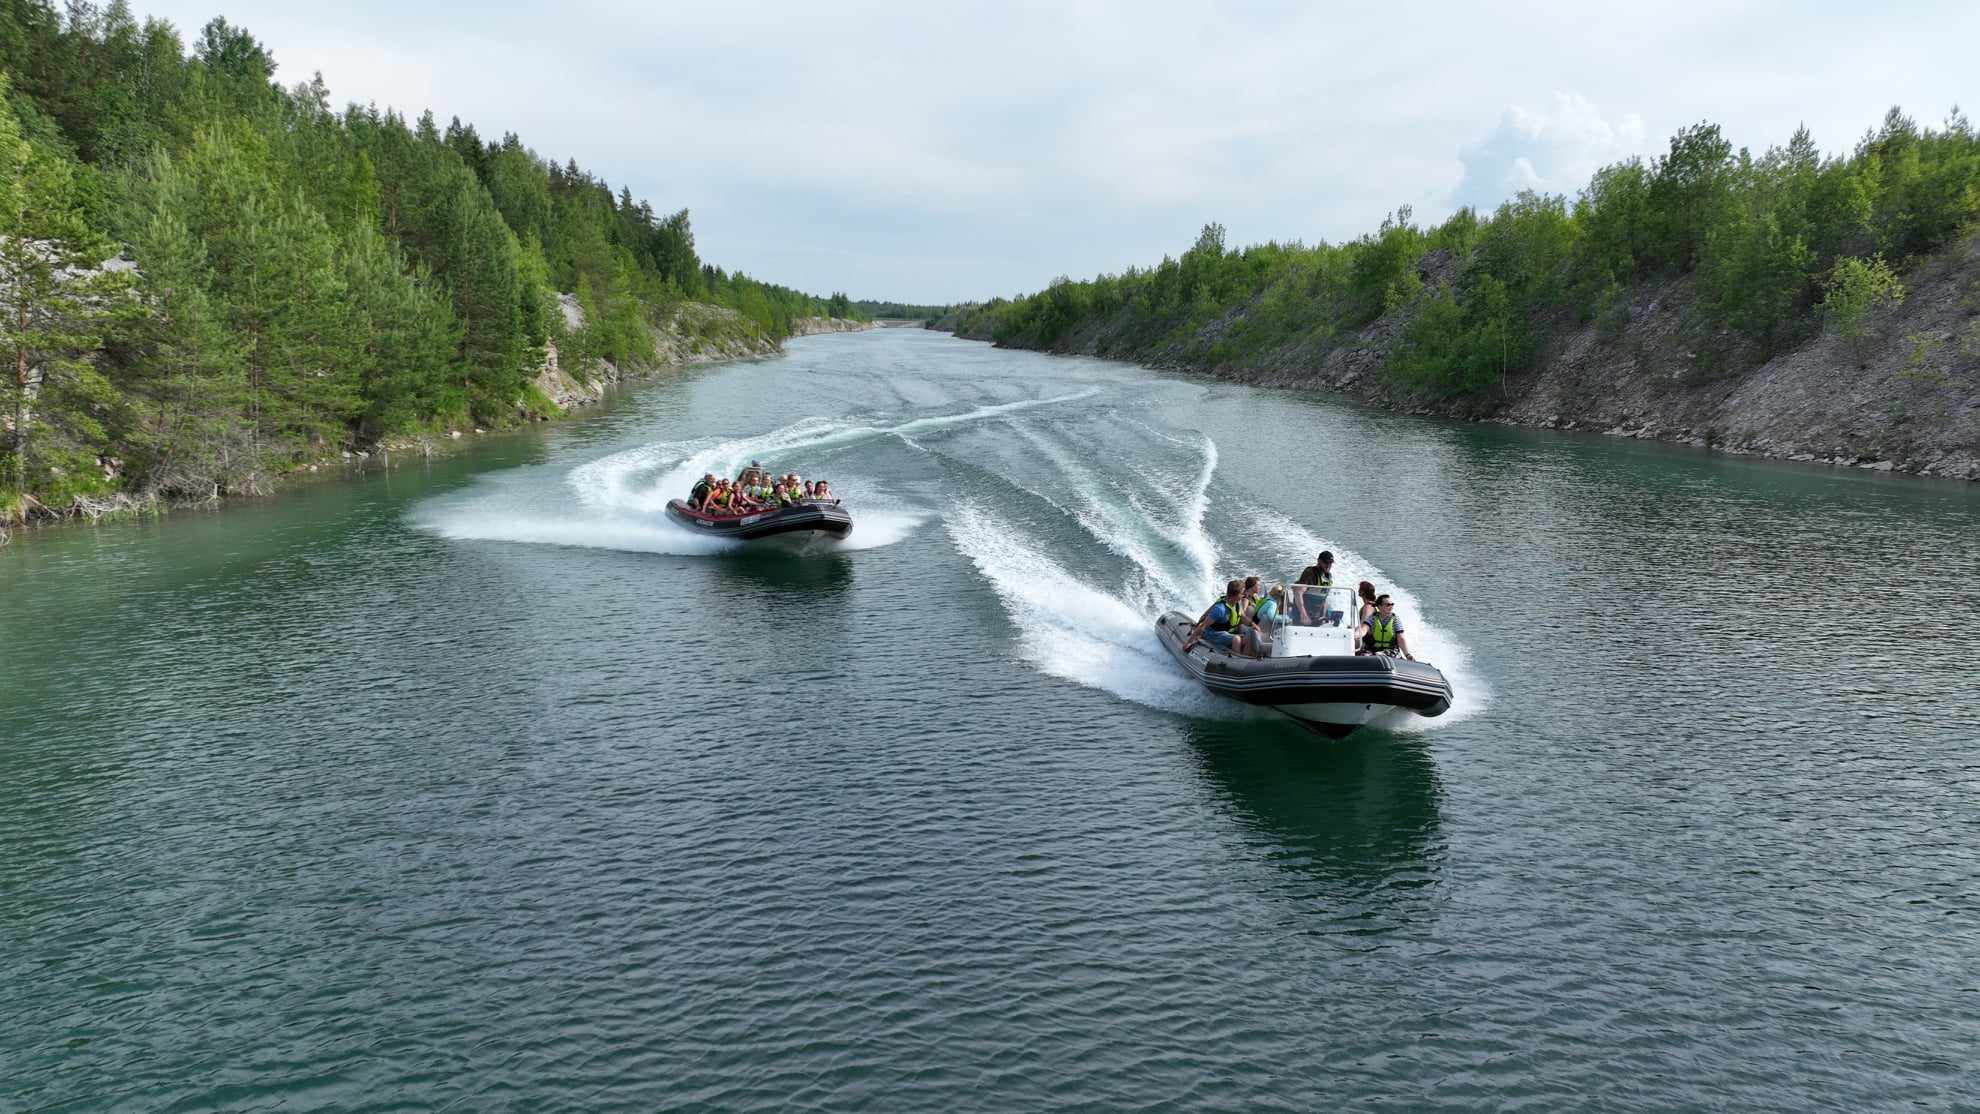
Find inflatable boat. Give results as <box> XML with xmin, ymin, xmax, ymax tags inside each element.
<box><xmin>664</xmin><ymin>499</ymin><xmax>853</xmax><ymax>547</ymax></box>
<box><xmin>1155</xmin><ymin>583</ymin><xmax>1452</xmax><ymax>737</ymax></box>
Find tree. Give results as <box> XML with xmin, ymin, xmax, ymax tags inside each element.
<box><xmin>121</xmin><ymin>187</ymin><xmax>247</xmax><ymax>496</ymax></box>
<box><xmin>1820</xmin><ymin>255</ymin><xmax>1905</xmax><ymax>363</ymax></box>
<box><xmin>1644</xmin><ymin>123</ymin><xmax>1735</xmax><ymax>272</ymax></box>
<box><xmin>1</xmin><ymin>82</ymin><xmax>132</xmax><ymax>518</ymax></box>
<box><xmin>339</xmin><ymin>220</ymin><xmax>460</xmax><ymax>437</ymax></box>
<box><xmin>1698</xmin><ymin>206</ymin><xmax>1814</xmax><ymax>354</ymax></box>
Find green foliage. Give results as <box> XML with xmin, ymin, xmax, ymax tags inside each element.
<box><xmin>957</xmin><ymin>106</ymin><xmax>1980</xmax><ymax>406</ymax></box>
<box><xmin>0</xmin><ymin>0</ymin><xmax>857</xmax><ymax>519</ymax></box>
<box><xmin>1697</xmin><ymin>206</ymin><xmax>1814</xmax><ymax>354</ymax></box>
<box><xmin>2</xmin><ymin>71</ymin><xmax>135</xmax><ymax>514</ymax></box>
<box><xmin>121</xmin><ymin>183</ymin><xmax>247</xmax><ymax>494</ymax></box>
<box><xmin>854</xmin><ymin>298</ymin><xmax>942</xmax><ymax>319</ymax></box>
<box><xmin>1642</xmin><ymin>123</ymin><xmax>1736</xmax><ymax>273</ymax></box>
<box><xmin>1820</xmin><ymin>254</ymin><xmax>1906</xmax><ymax>360</ymax></box>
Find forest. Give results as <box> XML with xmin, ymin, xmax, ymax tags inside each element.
<box><xmin>951</xmin><ymin>108</ymin><xmax>1979</xmax><ymax>401</ymax></box>
<box><xmin>852</xmin><ymin>299</ymin><xmax>951</xmax><ymax>319</ymax></box>
<box><xmin>1</xmin><ymin>0</ymin><xmax>861</xmax><ymax>522</ymax></box>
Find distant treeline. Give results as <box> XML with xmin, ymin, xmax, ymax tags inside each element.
<box><xmin>1</xmin><ymin>0</ymin><xmax>862</xmax><ymax>521</ymax></box>
<box><xmin>952</xmin><ymin>108</ymin><xmax>1979</xmax><ymax>395</ymax></box>
<box><xmin>853</xmin><ymin>299</ymin><xmax>950</xmax><ymax>319</ymax></box>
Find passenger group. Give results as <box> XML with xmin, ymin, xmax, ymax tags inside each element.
<box><xmin>1181</xmin><ymin>549</ymin><xmax>1416</xmax><ymax>660</ymax></box>
<box><xmin>687</xmin><ymin>464</ymin><xmax>835</xmax><ymax>515</ymax></box>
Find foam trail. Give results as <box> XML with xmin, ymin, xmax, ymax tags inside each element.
<box><xmin>410</xmin><ymin>466</ymin><xmax>740</xmax><ymax>555</ymax></box>
<box><xmin>415</xmin><ymin>383</ymin><xmax>1096</xmax><ymax>556</ymax></box>
<box><xmin>945</xmin><ymin>501</ymin><xmax>1260</xmax><ymax>720</ymax></box>
<box><xmin>1005</xmin><ymin>424</ymin><xmax>1198</xmax><ymax>610</ymax></box>
<box><xmin>1245</xmin><ymin>506</ymin><xmax>1490</xmax><ymax>730</ymax></box>
<box><xmin>810</xmin><ymin>476</ymin><xmax>928</xmax><ymax>551</ymax></box>
<box><xmin>516</xmin><ymin>389</ymin><xmax>1101</xmax><ymax>555</ymax></box>
<box><xmin>593</xmin><ymin>388</ymin><xmax>1107</xmax><ymax>514</ymax></box>
<box><xmin>416</xmin><ymin>510</ymin><xmax>739</xmax><ymax>555</ymax></box>
<box><xmin>1000</xmin><ymin>421</ymin><xmax>1221</xmax><ymax>614</ymax></box>
<box><xmin>1123</xmin><ymin>420</ymin><xmax>1218</xmax><ymax>598</ymax></box>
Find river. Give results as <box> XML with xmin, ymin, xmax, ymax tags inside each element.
<box><xmin>3</xmin><ymin>328</ymin><xmax>1977</xmax><ymax>1110</ymax></box>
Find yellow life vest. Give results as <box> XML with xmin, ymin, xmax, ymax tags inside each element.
<box><xmin>1368</xmin><ymin>615</ymin><xmax>1397</xmax><ymax>650</ymax></box>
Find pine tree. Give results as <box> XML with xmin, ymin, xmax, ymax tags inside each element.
<box><xmin>340</xmin><ymin>220</ymin><xmax>460</xmax><ymax>436</ymax></box>
<box><xmin>122</xmin><ymin>197</ymin><xmax>247</xmax><ymax>495</ymax></box>
<box><xmin>441</xmin><ymin>177</ymin><xmax>528</xmax><ymax>414</ymax></box>
<box><xmin>1</xmin><ymin>81</ymin><xmax>132</xmax><ymax>518</ymax></box>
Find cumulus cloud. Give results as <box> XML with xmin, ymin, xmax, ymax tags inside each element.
<box><xmin>1451</xmin><ymin>93</ymin><xmax>1649</xmax><ymax>213</ymax></box>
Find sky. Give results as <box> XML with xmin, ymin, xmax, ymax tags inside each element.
<box><xmin>132</xmin><ymin>0</ymin><xmax>1980</xmax><ymax>304</ymax></box>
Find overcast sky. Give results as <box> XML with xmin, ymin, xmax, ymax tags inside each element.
<box><xmin>134</xmin><ymin>1</ymin><xmax>1978</xmax><ymax>304</ymax></box>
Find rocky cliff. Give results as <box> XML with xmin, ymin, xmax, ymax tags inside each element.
<box><xmin>532</xmin><ymin>298</ymin><xmax>871</xmax><ymax>412</ymax></box>
<box><xmin>788</xmin><ymin>317</ymin><xmax>881</xmax><ymax>337</ymax></box>
<box><xmin>938</xmin><ymin>233</ymin><xmax>1980</xmax><ymax>481</ymax></box>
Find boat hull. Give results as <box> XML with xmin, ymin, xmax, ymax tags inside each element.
<box><xmin>665</xmin><ymin>500</ymin><xmax>854</xmax><ymax>546</ymax></box>
<box><xmin>1154</xmin><ymin>611</ymin><xmax>1453</xmax><ymax>737</ymax></box>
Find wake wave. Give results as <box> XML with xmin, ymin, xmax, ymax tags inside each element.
<box><xmin>413</xmin><ymin>392</ymin><xmax>1103</xmax><ymax>557</ymax></box>
<box><xmin>939</xmin><ymin>431</ymin><xmax>1486</xmax><ymax>731</ymax></box>
<box><xmin>944</xmin><ymin>501</ymin><xmax>1261</xmax><ymax>720</ymax></box>
<box><xmin>585</xmin><ymin>388</ymin><xmax>1105</xmax><ymax>516</ymax></box>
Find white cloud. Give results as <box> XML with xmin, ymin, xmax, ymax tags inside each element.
<box><xmin>122</xmin><ymin>1</ymin><xmax>1980</xmax><ymax>302</ymax></box>
<box><xmin>1451</xmin><ymin>93</ymin><xmax>1648</xmax><ymax>212</ymax></box>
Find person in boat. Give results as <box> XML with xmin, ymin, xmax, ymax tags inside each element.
<box><xmin>701</xmin><ymin>479</ymin><xmax>731</xmax><ymax>514</ymax></box>
<box><xmin>1244</xmin><ymin>584</ymin><xmax>1286</xmax><ymax>656</ymax></box>
<box><xmin>1356</xmin><ymin>580</ymin><xmax>1377</xmax><ymax>627</ymax></box>
<box><xmin>1292</xmin><ymin>550</ymin><xmax>1335</xmax><ymax>623</ymax></box>
<box><xmin>774</xmin><ymin>479</ymin><xmax>802</xmax><ymax>508</ymax></box>
<box><xmin>690</xmin><ymin>472</ymin><xmax>717</xmax><ymax>510</ymax></box>
<box><xmin>813</xmin><ymin>480</ymin><xmax>834</xmax><ymax>501</ymax></box>
<box><xmin>1240</xmin><ymin>575</ymin><xmax>1264</xmax><ymax>620</ymax></box>
<box><xmin>1183</xmin><ymin>580</ymin><xmax>1254</xmax><ymax>657</ymax></box>
<box><xmin>1356</xmin><ymin>594</ymin><xmax>1415</xmax><ymax>660</ymax></box>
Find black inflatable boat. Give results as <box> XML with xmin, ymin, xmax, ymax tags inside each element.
<box><xmin>1155</xmin><ymin>586</ymin><xmax>1453</xmax><ymax>737</ymax></box>
<box><xmin>665</xmin><ymin>499</ymin><xmax>853</xmax><ymax>547</ymax></box>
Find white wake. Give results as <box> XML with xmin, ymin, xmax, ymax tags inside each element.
<box><xmin>413</xmin><ymin>393</ymin><xmax>1102</xmax><ymax>557</ymax></box>
<box><xmin>941</xmin><ymin>434</ymin><xmax>1487</xmax><ymax>731</ymax></box>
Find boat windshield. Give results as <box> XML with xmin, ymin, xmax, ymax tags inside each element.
<box><xmin>1283</xmin><ymin>584</ymin><xmax>1357</xmax><ymax>629</ymax></box>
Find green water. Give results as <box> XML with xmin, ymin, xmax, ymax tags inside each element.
<box><xmin>3</xmin><ymin>329</ymin><xmax>1977</xmax><ymax>1110</ymax></box>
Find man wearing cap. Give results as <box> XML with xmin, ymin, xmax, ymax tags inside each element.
<box><xmin>1292</xmin><ymin>550</ymin><xmax>1335</xmax><ymax>624</ymax></box>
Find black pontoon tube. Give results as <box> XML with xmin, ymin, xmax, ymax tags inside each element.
<box><xmin>1154</xmin><ymin>611</ymin><xmax>1452</xmax><ymax>736</ymax></box>
<box><xmin>665</xmin><ymin>499</ymin><xmax>854</xmax><ymax>543</ymax></box>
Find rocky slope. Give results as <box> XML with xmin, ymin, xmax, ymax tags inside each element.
<box><xmin>788</xmin><ymin>316</ymin><xmax>881</xmax><ymax>337</ymax></box>
<box><xmin>533</xmin><ymin>297</ymin><xmax>870</xmax><ymax>411</ymax></box>
<box><xmin>940</xmin><ymin>234</ymin><xmax>1980</xmax><ymax>480</ymax></box>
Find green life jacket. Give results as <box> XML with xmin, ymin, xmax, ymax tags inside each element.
<box><xmin>1368</xmin><ymin>615</ymin><xmax>1397</xmax><ymax>651</ymax></box>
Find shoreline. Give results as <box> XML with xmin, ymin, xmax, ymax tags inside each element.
<box><xmin>0</xmin><ymin>317</ymin><xmax>880</xmax><ymax>545</ymax></box>
<box><xmin>934</xmin><ymin>324</ymin><xmax>1980</xmax><ymax>484</ymax></box>
<box><xmin>939</xmin><ymin>230</ymin><xmax>1980</xmax><ymax>485</ymax></box>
